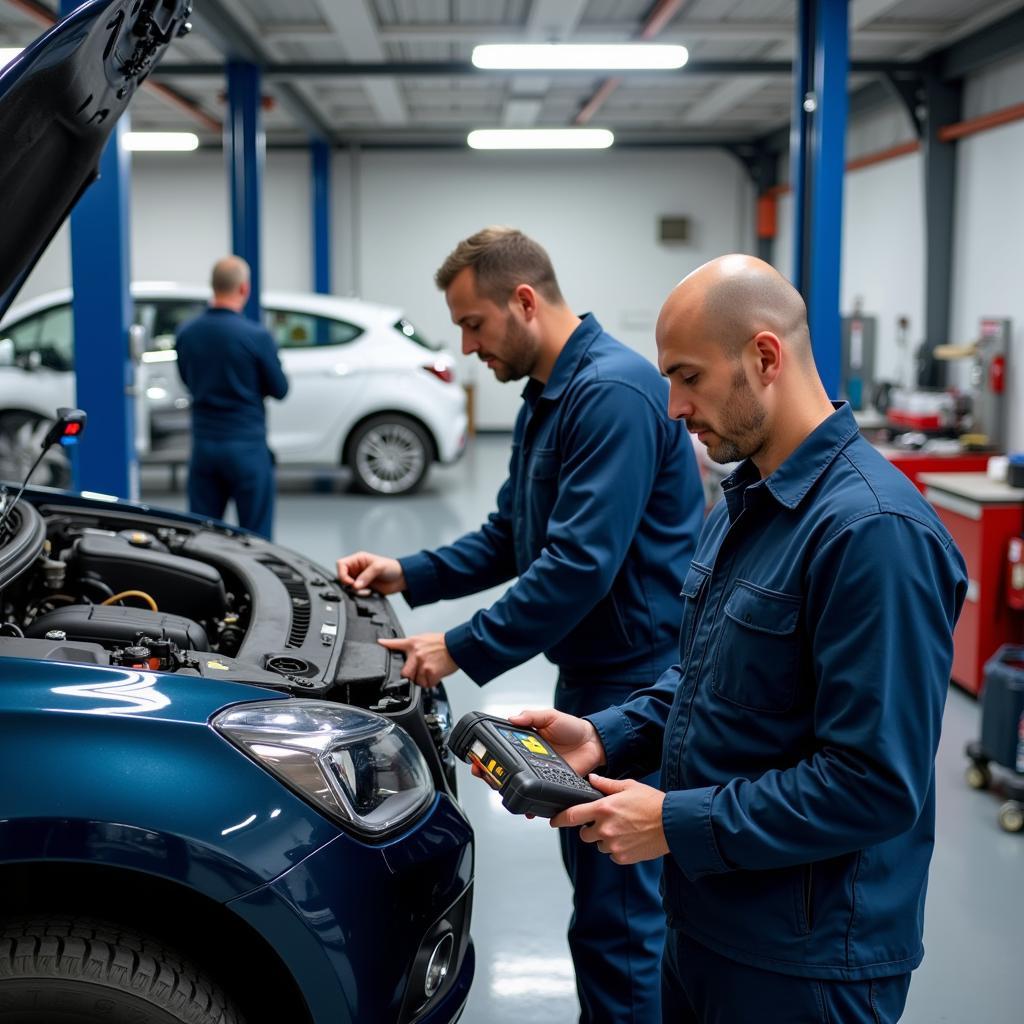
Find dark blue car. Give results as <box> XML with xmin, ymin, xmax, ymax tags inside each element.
<box><xmin>0</xmin><ymin>5</ymin><xmax>474</xmax><ymax>1023</ymax></box>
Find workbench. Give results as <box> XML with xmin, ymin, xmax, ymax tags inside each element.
<box><xmin>919</xmin><ymin>472</ymin><xmax>1024</xmax><ymax>695</ymax></box>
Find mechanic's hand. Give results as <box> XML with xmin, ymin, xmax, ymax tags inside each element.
<box><xmin>336</xmin><ymin>551</ymin><xmax>406</xmax><ymax>595</ymax></box>
<box><xmin>551</xmin><ymin>776</ymin><xmax>669</xmax><ymax>865</ymax></box>
<box><xmin>378</xmin><ymin>632</ymin><xmax>457</xmax><ymax>687</ymax></box>
<box><xmin>507</xmin><ymin>709</ymin><xmax>607</xmax><ymax>779</ymax></box>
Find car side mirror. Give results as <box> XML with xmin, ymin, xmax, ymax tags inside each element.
<box><xmin>128</xmin><ymin>322</ymin><xmax>148</xmax><ymax>364</ymax></box>
<box><xmin>0</xmin><ymin>338</ymin><xmax>13</xmax><ymax>367</ymax></box>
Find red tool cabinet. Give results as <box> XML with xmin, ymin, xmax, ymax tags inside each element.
<box><xmin>919</xmin><ymin>472</ymin><xmax>1024</xmax><ymax>695</ymax></box>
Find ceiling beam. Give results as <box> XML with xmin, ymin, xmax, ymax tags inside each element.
<box><xmin>684</xmin><ymin>0</ymin><xmax>924</xmax><ymax>131</ymax></box>
<box><xmin>503</xmin><ymin>0</ymin><xmax>587</xmax><ymax>127</ymax></box>
<box><xmin>317</xmin><ymin>0</ymin><xmax>408</xmax><ymax>126</ymax></box>
<box><xmin>349</xmin><ymin>20</ymin><xmax>942</xmax><ymax>46</ymax></box>
<box><xmin>576</xmin><ymin>0</ymin><xmax>686</xmax><ymax>126</ymax></box>
<box><xmin>849</xmin><ymin>0</ymin><xmax>907</xmax><ymax>30</ymax></box>
<box><xmin>196</xmin><ymin>0</ymin><xmax>334</xmax><ymax>139</ymax></box>
<box><xmin>938</xmin><ymin>4</ymin><xmax>1024</xmax><ymax>79</ymax></box>
<box><xmin>156</xmin><ymin>59</ymin><xmax>909</xmax><ymax>79</ymax></box>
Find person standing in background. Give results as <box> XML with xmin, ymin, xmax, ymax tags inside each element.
<box><xmin>176</xmin><ymin>256</ymin><xmax>288</xmax><ymax>539</ymax></box>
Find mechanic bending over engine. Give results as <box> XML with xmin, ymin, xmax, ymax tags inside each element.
<box><xmin>507</xmin><ymin>255</ymin><xmax>966</xmax><ymax>1024</ymax></box>
<box><xmin>336</xmin><ymin>227</ymin><xmax>705</xmax><ymax>1024</ymax></box>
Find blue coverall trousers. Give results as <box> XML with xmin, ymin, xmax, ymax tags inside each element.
<box><xmin>188</xmin><ymin>438</ymin><xmax>276</xmax><ymax>539</ymax></box>
<box><xmin>556</xmin><ymin>676</ymin><xmax>666</xmax><ymax>1024</ymax></box>
<box><xmin>662</xmin><ymin>929</ymin><xmax>912</xmax><ymax>1024</ymax></box>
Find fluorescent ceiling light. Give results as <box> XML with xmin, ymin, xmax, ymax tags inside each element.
<box><xmin>472</xmin><ymin>43</ymin><xmax>688</xmax><ymax>71</ymax></box>
<box><xmin>468</xmin><ymin>128</ymin><xmax>614</xmax><ymax>150</ymax></box>
<box><xmin>124</xmin><ymin>132</ymin><xmax>199</xmax><ymax>152</ymax></box>
<box><xmin>0</xmin><ymin>48</ymin><xmax>23</xmax><ymax>69</ymax></box>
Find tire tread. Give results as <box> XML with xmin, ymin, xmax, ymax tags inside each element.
<box><xmin>0</xmin><ymin>916</ymin><xmax>243</xmax><ymax>1024</ymax></box>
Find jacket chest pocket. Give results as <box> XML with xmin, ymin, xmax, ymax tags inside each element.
<box><xmin>712</xmin><ymin>581</ymin><xmax>802</xmax><ymax>713</ymax></box>
<box><xmin>527</xmin><ymin>447</ymin><xmax>559</xmax><ymax>480</ymax></box>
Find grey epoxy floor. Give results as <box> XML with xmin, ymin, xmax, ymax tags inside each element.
<box><xmin>142</xmin><ymin>435</ymin><xmax>1022</xmax><ymax>1024</ymax></box>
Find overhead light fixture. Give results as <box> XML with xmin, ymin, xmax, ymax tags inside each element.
<box><xmin>468</xmin><ymin>128</ymin><xmax>614</xmax><ymax>151</ymax></box>
<box><xmin>0</xmin><ymin>48</ymin><xmax>24</xmax><ymax>69</ymax></box>
<box><xmin>472</xmin><ymin>43</ymin><xmax>688</xmax><ymax>71</ymax></box>
<box><xmin>123</xmin><ymin>132</ymin><xmax>200</xmax><ymax>152</ymax></box>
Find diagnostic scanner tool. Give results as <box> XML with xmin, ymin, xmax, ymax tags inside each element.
<box><xmin>447</xmin><ymin>711</ymin><xmax>601</xmax><ymax>818</ymax></box>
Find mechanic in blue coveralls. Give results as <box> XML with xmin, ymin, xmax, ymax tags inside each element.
<box><xmin>336</xmin><ymin>227</ymin><xmax>705</xmax><ymax>1024</ymax></box>
<box><xmin>176</xmin><ymin>256</ymin><xmax>288</xmax><ymax>539</ymax></box>
<box><xmin>509</xmin><ymin>255</ymin><xmax>968</xmax><ymax>1024</ymax></box>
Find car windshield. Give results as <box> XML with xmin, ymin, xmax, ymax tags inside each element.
<box><xmin>394</xmin><ymin>318</ymin><xmax>441</xmax><ymax>351</ymax></box>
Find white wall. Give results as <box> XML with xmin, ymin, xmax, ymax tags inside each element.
<box><xmin>18</xmin><ymin>149</ymin><xmax>311</xmax><ymax>299</ymax></box>
<box><xmin>840</xmin><ymin>151</ymin><xmax>925</xmax><ymax>387</ymax></box>
<box><xmin>772</xmin><ymin>139</ymin><xmax>924</xmax><ymax>389</ymax></box>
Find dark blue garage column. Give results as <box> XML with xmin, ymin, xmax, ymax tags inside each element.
<box><xmin>62</xmin><ymin>24</ymin><xmax>137</xmax><ymax>498</ymax></box>
<box><xmin>226</xmin><ymin>61</ymin><xmax>264</xmax><ymax>322</ymax></box>
<box><xmin>789</xmin><ymin>0</ymin><xmax>849</xmax><ymax>400</ymax></box>
<box><xmin>312</xmin><ymin>140</ymin><xmax>332</xmax><ymax>295</ymax></box>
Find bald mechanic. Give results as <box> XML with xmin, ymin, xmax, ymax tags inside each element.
<box><xmin>508</xmin><ymin>255</ymin><xmax>967</xmax><ymax>1023</ymax></box>
<box><xmin>176</xmin><ymin>256</ymin><xmax>288</xmax><ymax>539</ymax></box>
<box><xmin>337</xmin><ymin>228</ymin><xmax>705</xmax><ymax>1024</ymax></box>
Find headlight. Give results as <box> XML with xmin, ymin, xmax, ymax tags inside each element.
<box><xmin>213</xmin><ymin>700</ymin><xmax>434</xmax><ymax>837</ymax></box>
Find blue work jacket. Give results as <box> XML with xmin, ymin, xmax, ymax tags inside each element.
<box><xmin>588</xmin><ymin>403</ymin><xmax>967</xmax><ymax>980</ymax></box>
<box><xmin>399</xmin><ymin>314</ymin><xmax>704</xmax><ymax>685</ymax></box>
<box><xmin>176</xmin><ymin>307</ymin><xmax>289</xmax><ymax>443</ymax></box>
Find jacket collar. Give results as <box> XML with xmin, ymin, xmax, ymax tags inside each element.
<box><xmin>523</xmin><ymin>312</ymin><xmax>602</xmax><ymax>404</ymax></box>
<box><xmin>723</xmin><ymin>402</ymin><xmax>860</xmax><ymax>513</ymax></box>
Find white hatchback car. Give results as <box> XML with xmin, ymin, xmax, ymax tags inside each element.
<box><xmin>0</xmin><ymin>283</ymin><xmax>467</xmax><ymax>496</ymax></box>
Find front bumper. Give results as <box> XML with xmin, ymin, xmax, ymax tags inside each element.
<box><xmin>436</xmin><ymin>408</ymin><xmax>469</xmax><ymax>464</ymax></box>
<box><xmin>225</xmin><ymin>794</ymin><xmax>474</xmax><ymax>1024</ymax></box>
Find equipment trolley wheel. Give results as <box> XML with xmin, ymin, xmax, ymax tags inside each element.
<box><xmin>997</xmin><ymin>800</ymin><xmax>1024</xmax><ymax>834</ymax></box>
<box><xmin>965</xmin><ymin>761</ymin><xmax>992</xmax><ymax>790</ymax></box>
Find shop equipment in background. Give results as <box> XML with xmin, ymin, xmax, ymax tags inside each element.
<box><xmin>919</xmin><ymin>472</ymin><xmax>1023</xmax><ymax>695</ymax></box>
<box><xmin>965</xmin><ymin>644</ymin><xmax>1024</xmax><ymax>833</ymax></box>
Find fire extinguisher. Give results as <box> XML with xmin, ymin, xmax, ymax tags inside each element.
<box><xmin>1008</xmin><ymin>536</ymin><xmax>1024</xmax><ymax>612</ymax></box>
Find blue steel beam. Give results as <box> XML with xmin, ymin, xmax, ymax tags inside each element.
<box><xmin>226</xmin><ymin>61</ymin><xmax>264</xmax><ymax>322</ymax></box>
<box><xmin>790</xmin><ymin>0</ymin><xmax>848</xmax><ymax>400</ymax></box>
<box><xmin>61</xmin><ymin>0</ymin><xmax>136</xmax><ymax>498</ymax></box>
<box><xmin>312</xmin><ymin>141</ymin><xmax>332</xmax><ymax>296</ymax></box>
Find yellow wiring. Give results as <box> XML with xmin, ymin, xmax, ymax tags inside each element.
<box><xmin>101</xmin><ymin>590</ymin><xmax>158</xmax><ymax>612</ymax></box>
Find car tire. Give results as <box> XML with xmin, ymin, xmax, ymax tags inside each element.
<box><xmin>0</xmin><ymin>412</ymin><xmax>71</xmax><ymax>488</ymax></box>
<box><xmin>0</xmin><ymin>917</ymin><xmax>244</xmax><ymax>1024</ymax></box>
<box><xmin>348</xmin><ymin>414</ymin><xmax>431</xmax><ymax>496</ymax></box>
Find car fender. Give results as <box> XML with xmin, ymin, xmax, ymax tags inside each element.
<box><xmin>0</xmin><ymin>373</ymin><xmax>74</xmax><ymax>422</ymax></box>
<box><xmin>0</xmin><ymin>660</ymin><xmax>346</xmax><ymax>901</ymax></box>
<box><xmin>337</xmin><ymin>372</ymin><xmax>462</xmax><ymax>461</ymax></box>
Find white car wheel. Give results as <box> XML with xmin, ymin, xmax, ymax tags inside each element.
<box><xmin>0</xmin><ymin>413</ymin><xmax>70</xmax><ymax>488</ymax></box>
<box><xmin>349</xmin><ymin>415</ymin><xmax>430</xmax><ymax>496</ymax></box>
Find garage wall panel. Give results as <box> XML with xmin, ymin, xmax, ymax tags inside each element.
<box><xmin>840</xmin><ymin>151</ymin><xmax>925</xmax><ymax>388</ymax></box>
<box><xmin>951</xmin><ymin>117</ymin><xmax>1024</xmax><ymax>453</ymax></box>
<box><xmin>16</xmin><ymin>150</ymin><xmax>311</xmax><ymax>301</ymax></box>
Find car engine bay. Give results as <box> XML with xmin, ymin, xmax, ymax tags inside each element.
<box><xmin>0</xmin><ymin>493</ymin><xmax>456</xmax><ymax>790</ymax></box>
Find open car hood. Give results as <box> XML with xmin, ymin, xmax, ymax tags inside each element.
<box><xmin>0</xmin><ymin>0</ymin><xmax>193</xmax><ymax>318</ymax></box>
